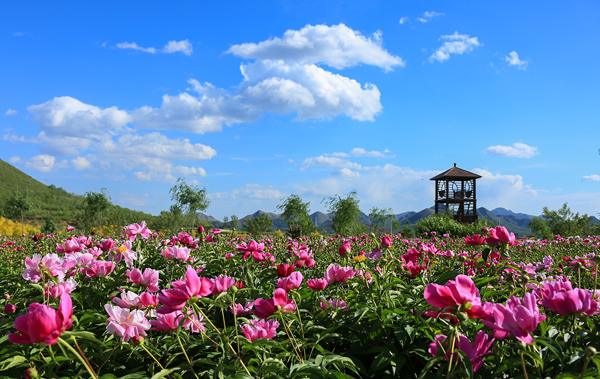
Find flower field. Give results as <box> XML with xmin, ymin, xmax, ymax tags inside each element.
<box><xmin>1</xmin><ymin>224</ymin><xmax>600</xmax><ymax>378</ymax></box>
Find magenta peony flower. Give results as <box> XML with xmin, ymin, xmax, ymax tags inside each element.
<box><xmin>320</xmin><ymin>298</ymin><xmax>347</xmax><ymax>311</ymax></box>
<box><xmin>81</xmin><ymin>260</ymin><xmax>116</xmax><ymax>278</ymax></box>
<box><xmin>241</xmin><ymin>319</ymin><xmax>279</xmax><ymax>341</ymax></box>
<box><xmin>381</xmin><ymin>236</ymin><xmax>393</xmax><ymax>247</ymax></box>
<box><xmin>157</xmin><ymin>266</ymin><xmax>214</xmax><ymax>314</ymax></box>
<box><xmin>4</xmin><ymin>303</ymin><xmax>16</xmax><ymax>314</ymax></box>
<box><xmin>482</xmin><ymin>293</ymin><xmax>546</xmax><ymax>344</ymax></box>
<box><xmin>424</xmin><ymin>274</ymin><xmax>489</xmax><ymax>319</ymax></box>
<box><xmin>429</xmin><ymin>331</ymin><xmax>494</xmax><ymax>372</ymax></box>
<box><xmin>338</xmin><ymin>243</ymin><xmax>351</xmax><ymax>257</ymax></box>
<box><xmin>9</xmin><ymin>294</ymin><xmax>73</xmax><ymax>345</ymax></box>
<box><xmin>540</xmin><ymin>287</ymin><xmax>598</xmax><ymax>316</ymax></box>
<box><xmin>276</xmin><ymin>264</ymin><xmax>295</xmax><ymax>278</ymax></box>
<box><xmin>150</xmin><ymin>311</ymin><xmax>184</xmax><ymax>332</ymax></box>
<box><xmin>44</xmin><ymin>278</ymin><xmax>78</xmax><ymax>299</ymax></box>
<box><xmin>212</xmin><ymin>275</ymin><xmax>235</xmax><ymax>294</ymax></box>
<box><xmin>486</xmin><ymin>226</ymin><xmax>516</xmax><ymax>246</ymax></box>
<box><xmin>254</xmin><ymin>289</ymin><xmax>296</xmax><ymax>319</ymax></box>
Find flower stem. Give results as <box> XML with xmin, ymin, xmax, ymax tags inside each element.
<box><xmin>176</xmin><ymin>331</ymin><xmax>199</xmax><ymax>379</ymax></box>
<box><xmin>57</xmin><ymin>337</ymin><xmax>99</xmax><ymax>379</ymax></box>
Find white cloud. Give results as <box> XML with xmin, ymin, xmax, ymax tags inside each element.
<box><xmin>25</xmin><ymin>155</ymin><xmax>56</xmax><ymax>172</ymax></box>
<box><xmin>9</xmin><ymin>156</ymin><xmax>21</xmax><ymax>164</ymax></box>
<box><xmin>429</xmin><ymin>32</ymin><xmax>482</xmax><ymax>63</ymax></box>
<box><xmin>301</xmin><ymin>156</ymin><xmax>364</xmax><ymax>171</ymax></box>
<box><xmin>472</xmin><ymin>168</ymin><xmax>538</xmax><ymax>204</ymax></box>
<box><xmin>28</xmin><ymin>96</ymin><xmax>132</xmax><ymax>138</ymax></box>
<box><xmin>162</xmin><ymin>40</ymin><xmax>193</xmax><ymax>55</ymax></box>
<box><xmin>505</xmin><ymin>51</ymin><xmax>528</xmax><ymax>69</ymax></box>
<box><xmin>582</xmin><ymin>175</ymin><xmax>600</xmax><ymax>181</ymax></box>
<box><xmin>213</xmin><ymin>184</ymin><xmax>285</xmax><ymax>200</ymax></box>
<box><xmin>399</xmin><ymin>17</ymin><xmax>409</xmax><ymax>25</ymax></box>
<box><xmin>5</xmin><ymin>109</ymin><xmax>17</xmax><ymax>115</ymax></box>
<box><xmin>72</xmin><ymin>157</ymin><xmax>92</xmax><ymax>170</ymax></box>
<box><xmin>417</xmin><ymin>11</ymin><xmax>444</xmax><ymax>23</ymax></box>
<box><xmin>484</xmin><ymin>142</ymin><xmax>538</xmax><ymax>158</ymax></box>
<box><xmin>116</xmin><ymin>42</ymin><xmax>157</xmax><ymax>54</ymax></box>
<box><xmin>331</xmin><ymin>147</ymin><xmax>391</xmax><ymax>158</ymax></box>
<box><xmin>227</xmin><ymin>23</ymin><xmax>404</xmax><ymax>72</ymax></box>
<box><xmin>116</xmin><ymin>40</ymin><xmax>193</xmax><ymax>55</ymax></box>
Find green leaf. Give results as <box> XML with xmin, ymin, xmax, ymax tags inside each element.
<box><xmin>481</xmin><ymin>248</ymin><xmax>491</xmax><ymax>262</ymax></box>
<box><xmin>150</xmin><ymin>368</ymin><xmax>180</xmax><ymax>379</ymax></box>
<box><xmin>0</xmin><ymin>355</ymin><xmax>27</xmax><ymax>371</ymax></box>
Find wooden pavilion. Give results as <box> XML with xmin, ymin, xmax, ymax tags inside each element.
<box><xmin>430</xmin><ymin>163</ymin><xmax>481</xmax><ymax>223</ymax></box>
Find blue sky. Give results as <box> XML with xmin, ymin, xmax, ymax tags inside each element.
<box><xmin>2</xmin><ymin>1</ymin><xmax>600</xmax><ymax>220</ymax></box>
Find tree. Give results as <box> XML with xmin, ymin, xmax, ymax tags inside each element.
<box><xmin>230</xmin><ymin>215</ymin><xmax>239</xmax><ymax>230</ymax></box>
<box><xmin>150</xmin><ymin>205</ymin><xmax>184</xmax><ymax>235</ymax></box>
<box><xmin>277</xmin><ymin>194</ymin><xmax>316</xmax><ymax>236</ymax></box>
<box><xmin>244</xmin><ymin>213</ymin><xmax>273</xmax><ymax>235</ymax></box>
<box><xmin>530</xmin><ymin>203</ymin><xmax>597</xmax><ymax>237</ymax></box>
<box><xmin>528</xmin><ymin>217</ymin><xmax>553</xmax><ymax>239</ymax></box>
<box><xmin>369</xmin><ymin>207</ymin><xmax>394</xmax><ymax>235</ymax></box>
<box><xmin>169</xmin><ymin>178</ymin><xmax>210</xmax><ymax>229</ymax></box>
<box><xmin>4</xmin><ymin>188</ymin><xmax>32</xmax><ymax>234</ymax></box>
<box><xmin>323</xmin><ymin>190</ymin><xmax>362</xmax><ymax>236</ymax></box>
<box><xmin>83</xmin><ymin>188</ymin><xmax>112</xmax><ymax>230</ymax></box>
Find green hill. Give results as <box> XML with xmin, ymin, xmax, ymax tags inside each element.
<box><xmin>0</xmin><ymin>158</ymin><xmax>155</xmax><ymax>229</ymax></box>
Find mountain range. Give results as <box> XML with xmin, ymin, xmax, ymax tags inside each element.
<box><xmin>200</xmin><ymin>206</ymin><xmax>539</xmax><ymax>236</ymax></box>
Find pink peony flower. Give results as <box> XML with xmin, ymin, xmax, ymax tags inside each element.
<box><xmin>212</xmin><ymin>275</ymin><xmax>235</xmax><ymax>294</ymax></box>
<box><xmin>241</xmin><ymin>319</ymin><xmax>279</xmax><ymax>341</ymax></box>
<box><xmin>429</xmin><ymin>331</ymin><xmax>494</xmax><ymax>372</ymax></box>
<box><xmin>277</xmin><ymin>271</ymin><xmax>303</xmax><ymax>292</ymax></box>
<box><xmin>381</xmin><ymin>236</ymin><xmax>393</xmax><ymax>247</ymax></box>
<box><xmin>482</xmin><ymin>293</ymin><xmax>546</xmax><ymax>344</ymax></box>
<box><xmin>486</xmin><ymin>226</ymin><xmax>516</xmax><ymax>246</ymax></box>
<box><xmin>338</xmin><ymin>243</ymin><xmax>351</xmax><ymax>257</ymax></box>
<box><xmin>9</xmin><ymin>294</ymin><xmax>73</xmax><ymax>345</ymax></box>
<box><xmin>424</xmin><ymin>274</ymin><xmax>489</xmax><ymax>319</ymax></box>
<box><xmin>307</xmin><ymin>278</ymin><xmax>329</xmax><ymax>291</ymax></box>
<box><xmin>124</xmin><ymin>221</ymin><xmax>151</xmax><ymax>241</ymax></box>
<box><xmin>44</xmin><ymin>278</ymin><xmax>78</xmax><ymax>299</ymax></box>
<box><xmin>320</xmin><ymin>298</ymin><xmax>347</xmax><ymax>311</ymax></box>
<box><xmin>324</xmin><ymin>264</ymin><xmax>355</xmax><ymax>284</ymax></box>
<box><xmin>127</xmin><ymin>268</ymin><xmax>160</xmax><ymax>293</ymax></box>
<box><xmin>157</xmin><ymin>266</ymin><xmax>214</xmax><ymax>314</ymax></box>
<box><xmin>81</xmin><ymin>260</ymin><xmax>116</xmax><ymax>278</ymax></box>
<box><xmin>150</xmin><ymin>311</ymin><xmax>183</xmax><ymax>332</ymax></box>
<box><xmin>254</xmin><ymin>289</ymin><xmax>296</xmax><ymax>319</ymax></box>
<box><xmin>112</xmin><ymin>291</ymin><xmax>143</xmax><ymax>309</ymax></box>
<box><xmin>105</xmin><ymin>304</ymin><xmax>151</xmax><ymax>342</ymax></box>
<box><xmin>161</xmin><ymin>246</ymin><xmax>191</xmax><ymax>262</ymax></box>
<box><xmin>540</xmin><ymin>287</ymin><xmax>598</xmax><ymax>316</ymax></box>
<box><xmin>230</xmin><ymin>301</ymin><xmax>254</xmax><ymax>316</ymax></box>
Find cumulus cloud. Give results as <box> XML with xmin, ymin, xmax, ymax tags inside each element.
<box><xmin>72</xmin><ymin>157</ymin><xmax>92</xmax><ymax>170</ymax></box>
<box><xmin>301</xmin><ymin>156</ymin><xmax>364</xmax><ymax>171</ymax></box>
<box><xmin>484</xmin><ymin>142</ymin><xmax>538</xmax><ymax>158</ymax></box>
<box><xmin>399</xmin><ymin>17</ymin><xmax>409</xmax><ymax>25</ymax></box>
<box><xmin>417</xmin><ymin>11</ymin><xmax>444</xmax><ymax>23</ymax></box>
<box><xmin>429</xmin><ymin>32</ymin><xmax>482</xmax><ymax>63</ymax></box>
<box><xmin>25</xmin><ymin>155</ymin><xmax>56</xmax><ymax>172</ymax></box>
<box><xmin>28</xmin><ymin>96</ymin><xmax>132</xmax><ymax>138</ymax></box>
<box><xmin>505</xmin><ymin>51</ymin><xmax>528</xmax><ymax>69</ymax></box>
<box><xmin>162</xmin><ymin>40</ymin><xmax>193</xmax><ymax>55</ymax></box>
<box><xmin>582</xmin><ymin>175</ymin><xmax>600</xmax><ymax>181</ymax></box>
<box><xmin>228</xmin><ymin>24</ymin><xmax>404</xmax><ymax>71</ymax></box>
<box><xmin>5</xmin><ymin>109</ymin><xmax>17</xmax><ymax>115</ymax></box>
<box><xmin>213</xmin><ymin>184</ymin><xmax>285</xmax><ymax>200</ymax></box>
<box><xmin>116</xmin><ymin>40</ymin><xmax>193</xmax><ymax>55</ymax></box>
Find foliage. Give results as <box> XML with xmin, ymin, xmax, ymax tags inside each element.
<box><xmin>415</xmin><ymin>213</ymin><xmax>495</xmax><ymax>237</ymax></box>
<box><xmin>3</xmin><ymin>188</ymin><xmax>32</xmax><ymax>234</ymax></box>
<box><xmin>82</xmin><ymin>188</ymin><xmax>112</xmax><ymax>231</ymax></box>
<box><xmin>169</xmin><ymin>178</ymin><xmax>210</xmax><ymax>229</ymax></box>
<box><xmin>243</xmin><ymin>213</ymin><xmax>273</xmax><ymax>235</ymax></box>
<box><xmin>230</xmin><ymin>214</ymin><xmax>239</xmax><ymax>230</ymax></box>
<box><xmin>530</xmin><ymin>203</ymin><xmax>598</xmax><ymax>238</ymax></box>
<box><xmin>323</xmin><ymin>190</ymin><xmax>362</xmax><ymax>236</ymax></box>
<box><xmin>368</xmin><ymin>207</ymin><xmax>394</xmax><ymax>235</ymax></box>
<box><xmin>277</xmin><ymin>194</ymin><xmax>316</xmax><ymax>236</ymax></box>
<box><xmin>150</xmin><ymin>205</ymin><xmax>185</xmax><ymax>235</ymax></box>
<box><xmin>41</xmin><ymin>219</ymin><xmax>57</xmax><ymax>234</ymax></box>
